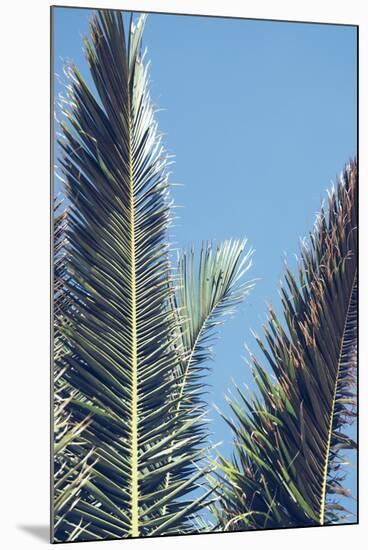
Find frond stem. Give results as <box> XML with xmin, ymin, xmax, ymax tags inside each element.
<box><xmin>128</xmin><ymin>90</ymin><xmax>139</xmax><ymax>538</ymax></box>
<box><xmin>319</xmin><ymin>272</ymin><xmax>356</xmax><ymax>524</ymax></box>
<box><xmin>162</xmin><ymin>298</ymin><xmax>220</xmax><ymax>508</ymax></box>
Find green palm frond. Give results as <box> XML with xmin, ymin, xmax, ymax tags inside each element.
<box><xmin>171</xmin><ymin>239</ymin><xmax>254</xmax><ymax>450</ymax></box>
<box><xmin>176</xmin><ymin>240</ymin><xmax>254</xmax><ymax>404</ymax></box>
<box><xmin>214</xmin><ymin>160</ymin><xmax>357</xmax><ymax>530</ymax></box>
<box><xmin>161</xmin><ymin>240</ymin><xmax>254</xmax><ymax>519</ymax></box>
<box><xmin>56</xmin><ymin>10</ymin><xmax>194</xmax><ymax>539</ymax></box>
<box><xmin>53</xmin><ymin>9</ymin><xmax>255</xmax><ymax>541</ymax></box>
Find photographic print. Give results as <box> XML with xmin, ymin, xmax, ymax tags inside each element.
<box><xmin>51</xmin><ymin>5</ymin><xmax>358</xmax><ymax>543</ymax></box>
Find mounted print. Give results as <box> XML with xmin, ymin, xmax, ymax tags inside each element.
<box><xmin>51</xmin><ymin>5</ymin><xmax>358</xmax><ymax>543</ymax></box>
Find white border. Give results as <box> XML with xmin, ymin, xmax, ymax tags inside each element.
<box><xmin>1</xmin><ymin>1</ymin><xmax>366</xmax><ymax>548</ymax></box>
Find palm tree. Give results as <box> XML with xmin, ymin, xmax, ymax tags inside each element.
<box><xmin>213</xmin><ymin>160</ymin><xmax>357</xmax><ymax>530</ymax></box>
<box><xmin>53</xmin><ymin>10</ymin><xmax>253</xmax><ymax>541</ymax></box>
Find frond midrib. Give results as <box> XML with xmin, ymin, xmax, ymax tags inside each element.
<box><xmin>162</xmin><ymin>305</ymin><xmax>209</xmax><ymax>513</ymax></box>
<box><xmin>127</xmin><ymin>77</ymin><xmax>139</xmax><ymax>538</ymax></box>
<box><xmin>319</xmin><ymin>270</ymin><xmax>357</xmax><ymax>525</ymax></box>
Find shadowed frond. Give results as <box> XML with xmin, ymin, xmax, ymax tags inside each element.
<box><xmin>214</xmin><ymin>160</ymin><xmax>357</xmax><ymax>530</ymax></box>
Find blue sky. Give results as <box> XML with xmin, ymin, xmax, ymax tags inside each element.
<box><xmin>53</xmin><ymin>7</ymin><xmax>357</xmax><ymax>520</ymax></box>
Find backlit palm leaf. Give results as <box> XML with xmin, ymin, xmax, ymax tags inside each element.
<box><xmin>162</xmin><ymin>240</ymin><xmax>254</xmax><ymax>519</ymax></box>
<box><xmin>214</xmin><ymin>160</ymin><xmax>357</xmax><ymax>530</ymax></box>
<box><xmin>176</xmin><ymin>240</ymin><xmax>254</xmax><ymax>408</ymax></box>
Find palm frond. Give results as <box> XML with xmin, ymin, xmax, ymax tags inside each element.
<box><xmin>156</xmin><ymin>240</ymin><xmax>253</xmax><ymax>516</ymax></box>
<box><xmin>161</xmin><ymin>241</ymin><xmax>254</xmax><ymax>496</ymax></box>
<box><xmin>53</xmin><ymin>9</ymin><xmax>226</xmax><ymax>540</ymax></box>
<box><xmin>214</xmin><ymin>160</ymin><xmax>357</xmax><ymax>530</ymax></box>
<box><xmin>176</xmin><ymin>239</ymin><xmax>254</xmax><ymax>407</ymax></box>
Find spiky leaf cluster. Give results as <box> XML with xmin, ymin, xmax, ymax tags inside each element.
<box><xmin>214</xmin><ymin>160</ymin><xmax>357</xmax><ymax>531</ymax></box>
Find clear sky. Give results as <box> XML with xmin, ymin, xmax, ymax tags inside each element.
<box><xmin>53</xmin><ymin>7</ymin><xmax>357</xmax><ymax>520</ymax></box>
